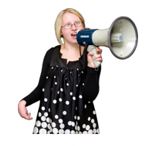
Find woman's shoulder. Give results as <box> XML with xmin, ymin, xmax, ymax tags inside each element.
<box><xmin>44</xmin><ymin>45</ymin><xmax>61</xmax><ymax>66</ymax></box>
<box><xmin>46</xmin><ymin>45</ymin><xmax>60</xmax><ymax>55</ymax></box>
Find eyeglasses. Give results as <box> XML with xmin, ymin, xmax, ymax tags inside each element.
<box><xmin>62</xmin><ymin>21</ymin><xmax>82</xmax><ymax>29</ymax></box>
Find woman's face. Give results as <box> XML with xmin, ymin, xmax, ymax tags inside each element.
<box><xmin>61</xmin><ymin>12</ymin><xmax>84</xmax><ymax>45</ymax></box>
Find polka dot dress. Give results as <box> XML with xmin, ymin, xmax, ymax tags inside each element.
<box><xmin>32</xmin><ymin>46</ymin><xmax>100</xmax><ymax>134</ymax></box>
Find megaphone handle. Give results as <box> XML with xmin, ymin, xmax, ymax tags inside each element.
<box><xmin>87</xmin><ymin>45</ymin><xmax>101</xmax><ymax>68</ymax></box>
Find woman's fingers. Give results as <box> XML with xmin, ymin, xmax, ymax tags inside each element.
<box><xmin>18</xmin><ymin>100</ymin><xmax>32</xmax><ymax>120</ymax></box>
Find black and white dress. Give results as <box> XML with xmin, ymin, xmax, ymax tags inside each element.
<box><xmin>23</xmin><ymin>45</ymin><xmax>101</xmax><ymax>134</ymax></box>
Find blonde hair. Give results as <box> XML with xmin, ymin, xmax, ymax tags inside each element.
<box><xmin>54</xmin><ymin>8</ymin><xmax>85</xmax><ymax>44</ymax></box>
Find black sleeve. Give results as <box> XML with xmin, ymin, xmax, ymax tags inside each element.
<box><xmin>22</xmin><ymin>48</ymin><xmax>53</xmax><ymax>106</ymax></box>
<box><xmin>83</xmin><ymin>66</ymin><xmax>101</xmax><ymax>101</ymax></box>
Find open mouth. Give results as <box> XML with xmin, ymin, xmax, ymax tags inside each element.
<box><xmin>71</xmin><ymin>33</ymin><xmax>77</xmax><ymax>38</ymax></box>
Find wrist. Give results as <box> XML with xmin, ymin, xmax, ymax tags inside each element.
<box><xmin>19</xmin><ymin>100</ymin><xmax>26</xmax><ymax>106</ymax></box>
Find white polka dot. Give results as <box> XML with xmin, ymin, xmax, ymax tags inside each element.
<box><xmin>77</xmin><ymin>126</ymin><xmax>80</xmax><ymax>131</ymax></box>
<box><xmin>68</xmin><ymin>121</ymin><xmax>72</xmax><ymax>126</ymax></box>
<box><xmin>55</xmin><ymin>115</ymin><xmax>58</xmax><ymax>119</ymax></box>
<box><xmin>93</xmin><ymin>123</ymin><xmax>97</xmax><ymax>128</ymax></box>
<box><xmin>93</xmin><ymin>111</ymin><xmax>96</xmax><ymax>115</ymax></box>
<box><xmin>42</xmin><ymin>88</ymin><xmax>45</xmax><ymax>92</ymax></box>
<box><xmin>46</xmin><ymin>76</ymin><xmax>49</xmax><ymax>79</ymax></box>
<box><xmin>44</xmin><ymin>112</ymin><xmax>48</xmax><ymax>117</ymax></box>
<box><xmin>59</xmin><ymin>129</ymin><xmax>64</xmax><ymax>134</ymax></box>
<box><xmin>42</xmin><ymin>122</ymin><xmax>47</xmax><ymax>128</ymax></box>
<box><xmin>54</xmin><ymin>82</ymin><xmax>57</xmax><ymax>85</ymax></box>
<box><xmin>76</xmin><ymin>84</ymin><xmax>78</xmax><ymax>87</ymax></box>
<box><xmin>46</xmin><ymin>117</ymin><xmax>52</xmax><ymax>123</ymax></box>
<box><xmin>53</xmin><ymin>99</ymin><xmax>57</xmax><ymax>104</ymax></box>
<box><xmin>33</xmin><ymin>127</ymin><xmax>38</xmax><ymax>134</ymax></box>
<box><xmin>77</xmin><ymin>116</ymin><xmax>80</xmax><ymax>120</ymax></box>
<box><xmin>82</xmin><ymin>83</ymin><xmax>85</xmax><ymax>86</ymax></box>
<box><xmin>88</xmin><ymin>117</ymin><xmax>91</xmax><ymax>121</ymax></box>
<box><xmin>79</xmin><ymin>95</ymin><xmax>83</xmax><ymax>99</ymax></box>
<box><xmin>53</xmin><ymin>128</ymin><xmax>58</xmax><ymax>134</ymax></box>
<box><xmin>70</xmin><ymin>92</ymin><xmax>73</xmax><ymax>96</ymax></box>
<box><xmin>41</xmin><ymin>106</ymin><xmax>45</xmax><ymax>111</ymax></box>
<box><xmin>38</xmin><ymin>112</ymin><xmax>42</xmax><ymax>117</ymax></box>
<box><xmin>88</xmin><ymin>129</ymin><xmax>93</xmax><ymax>134</ymax></box>
<box><xmin>44</xmin><ymin>98</ymin><xmax>48</xmax><ymax>102</ymax></box>
<box><xmin>58</xmin><ymin>119</ymin><xmax>63</xmax><ymax>124</ymax></box>
<box><xmin>39</xmin><ymin>128</ymin><xmax>47</xmax><ymax>134</ymax></box>
<box><xmin>91</xmin><ymin>119</ymin><xmax>95</xmax><ymax>123</ymax></box>
<box><xmin>59</xmin><ymin>98</ymin><xmax>62</xmax><ymax>102</ymax></box>
<box><xmin>93</xmin><ymin>129</ymin><xmax>97</xmax><ymax>134</ymax></box>
<box><xmin>36</xmin><ymin>121</ymin><xmax>41</xmax><ymax>127</ymax></box>
<box><xmin>57</xmin><ymin>91</ymin><xmax>60</xmax><ymax>94</ymax></box>
<box><xmin>48</xmin><ymin>124</ymin><xmax>52</xmax><ymax>130</ymax></box>
<box><xmin>62</xmin><ymin>111</ymin><xmax>67</xmax><ymax>115</ymax></box>
<box><xmin>71</xmin><ymin>121</ymin><xmax>75</xmax><ymax>127</ymax></box>
<box><xmin>65</xmin><ymin>101</ymin><xmax>70</xmax><ymax>105</ymax></box>
<box><xmin>66</xmin><ymin>83</ymin><xmax>69</xmax><ymax>86</ymax></box>
<box><xmin>54</xmin><ymin>75</ymin><xmax>56</xmax><ymax>78</ymax></box>
<box><xmin>72</xmin><ymin>96</ymin><xmax>76</xmax><ymax>100</ymax></box>
<box><xmin>75</xmin><ymin>126</ymin><xmax>78</xmax><ymax>131</ymax></box>
<box><xmin>52</xmin><ymin>122</ymin><xmax>56</xmax><ymax>128</ymax></box>
<box><xmin>84</xmin><ymin>104</ymin><xmax>87</xmax><ymax>109</ymax></box>
<box><xmin>71</xmin><ymin>130</ymin><xmax>75</xmax><ymax>134</ymax></box>
<box><xmin>65</xmin><ymin>129</ymin><xmax>70</xmax><ymax>134</ymax></box>
<box><xmin>82</xmin><ymin>124</ymin><xmax>86</xmax><ymax>129</ymax></box>
<box><xmin>60</xmin><ymin>123</ymin><xmax>65</xmax><ymax>129</ymax></box>
<box><xmin>83</xmin><ymin>131</ymin><xmax>87</xmax><ymax>134</ymax></box>
<box><xmin>60</xmin><ymin>88</ymin><xmax>63</xmax><ymax>92</ymax></box>
<box><xmin>41</xmin><ymin>116</ymin><xmax>46</xmax><ymax>121</ymax></box>
<box><xmin>86</xmin><ymin>125</ymin><xmax>90</xmax><ymax>130</ymax></box>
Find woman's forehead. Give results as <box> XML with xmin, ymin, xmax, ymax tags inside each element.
<box><xmin>62</xmin><ymin>12</ymin><xmax>80</xmax><ymax>23</ymax></box>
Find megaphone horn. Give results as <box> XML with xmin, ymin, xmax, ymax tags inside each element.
<box><xmin>77</xmin><ymin>16</ymin><xmax>138</xmax><ymax>60</ymax></box>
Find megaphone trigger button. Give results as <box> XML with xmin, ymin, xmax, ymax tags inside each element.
<box><xmin>82</xmin><ymin>41</ymin><xmax>86</xmax><ymax>45</ymax></box>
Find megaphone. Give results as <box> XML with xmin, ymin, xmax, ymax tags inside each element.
<box><xmin>77</xmin><ymin>16</ymin><xmax>138</xmax><ymax>66</ymax></box>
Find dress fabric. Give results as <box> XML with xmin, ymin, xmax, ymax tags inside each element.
<box><xmin>28</xmin><ymin>46</ymin><xmax>100</xmax><ymax>134</ymax></box>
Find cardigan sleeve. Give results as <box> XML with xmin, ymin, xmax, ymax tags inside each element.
<box><xmin>22</xmin><ymin>48</ymin><xmax>53</xmax><ymax>106</ymax></box>
<box><xmin>83</xmin><ymin>66</ymin><xmax>101</xmax><ymax>101</ymax></box>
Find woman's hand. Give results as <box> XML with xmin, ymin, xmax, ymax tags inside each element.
<box><xmin>18</xmin><ymin>100</ymin><xmax>33</xmax><ymax>120</ymax></box>
<box><xmin>87</xmin><ymin>47</ymin><xmax>103</xmax><ymax>68</ymax></box>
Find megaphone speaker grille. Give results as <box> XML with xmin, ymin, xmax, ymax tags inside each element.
<box><xmin>109</xmin><ymin>17</ymin><xmax>138</xmax><ymax>59</ymax></box>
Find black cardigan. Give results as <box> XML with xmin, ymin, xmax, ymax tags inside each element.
<box><xmin>22</xmin><ymin>45</ymin><xmax>101</xmax><ymax>106</ymax></box>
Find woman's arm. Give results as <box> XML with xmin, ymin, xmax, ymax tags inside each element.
<box><xmin>21</xmin><ymin>48</ymin><xmax>53</xmax><ymax>106</ymax></box>
<box><xmin>83</xmin><ymin>66</ymin><xmax>101</xmax><ymax>101</ymax></box>
<box><xmin>83</xmin><ymin>47</ymin><xmax>102</xmax><ymax>101</ymax></box>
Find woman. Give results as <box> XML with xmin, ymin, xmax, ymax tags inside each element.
<box><xmin>18</xmin><ymin>8</ymin><xmax>102</xmax><ymax>134</ymax></box>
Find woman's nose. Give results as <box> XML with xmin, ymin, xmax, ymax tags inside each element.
<box><xmin>71</xmin><ymin>24</ymin><xmax>77</xmax><ymax>30</ymax></box>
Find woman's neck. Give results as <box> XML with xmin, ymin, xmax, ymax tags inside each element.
<box><xmin>60</xmin><ymin>43</ymin><xmax>84</xmax><ymax>62</ymax></box>
<box><xmin>62</xmin><ymin>42</ymin><xmax>79</xmax><ymax>51</ymax></box>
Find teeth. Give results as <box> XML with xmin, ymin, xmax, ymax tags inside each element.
<box><xmin>71</xmin><ymin>34</ymin><xmax>76</xmax><ymax>36</ymax></box>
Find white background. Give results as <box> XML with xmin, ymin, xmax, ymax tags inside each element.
<box><xmin>0</xmin><ymin>0</ymin><xmax>160</xmax><ymax>145</ymax></box>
